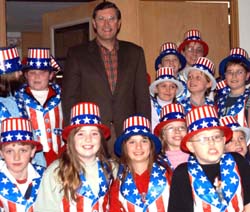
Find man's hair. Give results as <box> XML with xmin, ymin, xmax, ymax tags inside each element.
<box><xmin>92</xmin><ymin>1</ymin><xmax>121</xmax><ymax>20</ymax></box>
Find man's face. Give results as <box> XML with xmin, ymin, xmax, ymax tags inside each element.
<box><xmin>92</xmin><ymin>8</ymin><xmax>121</xmax><ymax>43</ymax></box>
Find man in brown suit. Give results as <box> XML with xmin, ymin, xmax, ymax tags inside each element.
<box><xmin>62</xmin><ymin>1</ymin><xmax>151</xmax><ymax>157</ymax></box>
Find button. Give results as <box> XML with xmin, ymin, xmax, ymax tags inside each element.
<box><xmin>46</xmin><ymin>128</ymin><xmax>51</xmax><ymax>133</ymax></box>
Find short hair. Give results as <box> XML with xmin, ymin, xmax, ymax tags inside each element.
<box><xmin>92</xmin><ymin>1</ymin><xmax>121</xmax><ymax>20</ymax></box>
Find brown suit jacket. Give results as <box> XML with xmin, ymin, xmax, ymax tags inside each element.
<box><xmin>62</xmin><ymin>39</ymin><xmax>151</xmax><ymax>137</ymax></box>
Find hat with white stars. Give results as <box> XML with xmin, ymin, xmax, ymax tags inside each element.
<box><xmin>220</xmin><ymin>116</ymin><xmax>250</xmax><ymax>145</ymax></box>
<box><xmin>62</xmin><ymin>102</ymin><xmax>110</xmax><ymax>140</ymax></box>
<box><xmin>23</xmin><ymin>48</ymin><xmax>54</xmax><ymax>71</ymax></box>
<box><xmin>0</xmin><ymin>117</ymin><xmax>43</xmax><ymax>151</ymax></box>
<box><xmin>154</xmin><ymin>103</ymin><xmax>186</xmax><ymax>136</ymax></box>
<box><xmin>219</xmin><ymin>47</ymin><xmax>250</xmax><ymax>79</ymax></box>
<box><xmin>114</xmin><ymin>115</ymin><xmax>162</xmax><ymax>156</ymax></box>
<box><xmin>0</xmin><ymin>46</ymin><xmax>22</xmax><ymax>75</ymax></box>
<box><xmin>181</xmin><ymin>105</ymin><xmax>232</xmax><ymax>152</ymax></box>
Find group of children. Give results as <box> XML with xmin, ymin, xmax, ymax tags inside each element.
<box><xmin>0</xmin><ymin>29</ymin><xmax>250</xmax><ymax>211</ymax></box>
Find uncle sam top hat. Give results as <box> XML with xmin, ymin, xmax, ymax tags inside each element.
<box><xmin>178</xmin><ymin>29</ymin><xmax>209</xmax><ymax>56</ymax></box>
<box><xmin>114</xmin><ymin>115</ymin><xmax>162</xmax><ymax>157</ymax></box>
<box><xmin>184</xmin><ymin>57</ymin><xmax>217</xmax><ymax>90</ymax></box>
<box><xmin>23</xmin><ymin>48</ymin><xmax>54</xmax><ymax>71</ymax></box>
<box><xmin>0</xmin><ymin>46</ymin><xmax>22</xmax><ymax>75</ymax></box>
<box><xmin>154</xmin><ymin>42</ymin><xmax>186</xmax><ymax>71</ymax></box>
<box><xmin>0</xmin><ymin>117</ymin><xmax>43</xmax><ymax>151</ymax></box>
<box><xmin>154</xmin><ymin>103</ymin><xmax>186</xmax><ymax>137</ymax></box>
<box><xmin>220</xmin><ymin>116</ymin><xmax>250</xmax><ymax>145</ymax></box>
<box><xmin>219</xmin><ymin>47</ymin><xmax>250</xmax><ymax>79</ymax></box>
<box><xmin>149</xmin><ymin>67</ymin><xmax>184</xmax><ymax>96</ymax></box>
<box><xmin>181</xmin><ymin>105</ymin><xmax>232</xmax><ymax>153</ymax></box>
<box><xmin>62</xmin><ymin>102</ymin><xmax>110</xmax><ymax>140</ymax></box>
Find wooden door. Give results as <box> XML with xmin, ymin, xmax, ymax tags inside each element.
<box><xmin>139</xmin><ymin>1</ymin><xmax>230</xmax><ymax>78</ymax></box>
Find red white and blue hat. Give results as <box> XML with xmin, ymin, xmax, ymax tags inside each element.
<box><xmin>219</xmin><ymin>47</ymin><xmax>250</xmax><ymax>79</ymax></box>
<box><xmin>0</xmin><ymin>117</ymin><xmax>42</xmax><ymax>151</ymax></box>
<box><xmin>0</xmin><ymin>46</ymin><xmax>22</xmax><ymax>75</ymax></box>
<box><xmin>154</xmin><ymin>42</ymin><xmax>186</xmax><ymax>71</ymax></box>
<box><xmin>184</xmin><ymin>57</ymin><xmax>217</xmax><ymax>90</ymax></box>
<box><xmin>181</xmin><ymin>105</ymin><xmax>232</xmax><ymax>153</ymax></box>
<box><xmin>114</xmin><ymin>115</ymin><xmax>162</xmax><ymax>157</ymax></box>
<box><xmin>149</xmin><ymin>67</ymin><xmax>184</xmax><ymax>96</ymax></box>
<box><xmin>178</xmin><ymin>29</ymin><xmax>209</xmax><ymax>56</ymax></box>
<box><xmin>154</xmin><ymin>103</ymin><xmax>186</xmax><ymax>136</ymax></box>
<box><xmin>23</xmin><ymin>48</ymin><xmax>55</xmax><ymax>71</ymax></box>
<box><xmin>50</xmin><ymin>55</ymin><xmax>62</xmax><ymax>74</ymax></box>
<box><xmin>220</xmin><ymin>116</ymin><xmax>250</xmax><ymax>145</ymax></box>
<box><xmin>62</xmin><ymin>102</ymin><xmax>110</xmax><ymax>140</ymax></box>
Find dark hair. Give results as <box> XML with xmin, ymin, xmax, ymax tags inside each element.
<box><xmin>225</xmin><ymin>59</ymin><xmax>249</xmax><ymax>72</ymax></box>
<box><xmin>92</xmin><ymin>1</ymin><xmax>121</xmax><ymax>20</ymax></box>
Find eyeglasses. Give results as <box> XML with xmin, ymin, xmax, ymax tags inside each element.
<box><xmin>225</xmin><ymin>70</ymin><xmax>245</xmax><ymax>77</ymax></box>
<box><xmin>95</xmin><ymin>16</ymin><xmax>118</xmax><ymax>24</ymax></box>
<box><xmin>190</xmin><ymin>134</ymin><xmax>224</xmax><ymax>145</ymax></box>
<box><xmin>163</xmin><ymin>126</ymin><xmax>187</xmax><ymax>133</ymax></box>
<box><xmin>185</xmin><ymin>47</ymin><xmax>204</xmax><ymax>55</ymax></box>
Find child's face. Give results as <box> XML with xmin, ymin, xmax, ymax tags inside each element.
<box><xmin>225</xmin><ymin>64</ymin><xmax>249</xmax><ymax>92</ymax></box>
<box><xmin>161</xmin><ymin>121</ymin><xmax>187</xmax><ymax>151</ymax></box>
<box><xmin>25</xmin><ymin>70</ymin><xmax>53</xmax><ymax>91</ymax></box>
<box><xmin>156</xmin><ymin>81</ymin><xmax>178</xmax><ymax>101</ymax></box>
<box><xmin>183</xmin><ymin>42</ymin><xmax>204</xmax><ymax>66</ymax></box>
<box><xmin>187</xmin><ymin>70</ymin><xmax>211</xmax><ymax>94</ymax></box>
<box><xmin>187</xmin><ymin>129</ymin><xmax>226</xmax><ymax>165</ymax></box>
<box><xmin>0</xmin><ymin>143</ymin><xmax>36</xmax><ymax>179</ymax></box>
<box><xmin>74</xmin><ymin>126</ymin><xmax>101</xmax><ymax>164</ymax></box>
<box><xmin>160</xmin><ymin>54</ymin><xmax>181</xmax><ymax>75</ymax></box>
<box><xmin>125</xmin><ymin>135</ymin><xmax>151</xmax><ymax>165</ymax></box>
<box><xmin>225</xmin><ymin>130</ymin><xmax>247</xmax><ymax>157</ymax></box>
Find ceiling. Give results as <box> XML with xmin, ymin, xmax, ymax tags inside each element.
<box><xmin>6</xmin><ymin>1</ymin><xmax>95</xmax><ymax>32</ymax></box>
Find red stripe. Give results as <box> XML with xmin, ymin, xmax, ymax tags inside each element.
<box><xmin>155</xmin><ymin>196</ymin><xmax>165</xmax><ymax>211</ymax></box>
<box><xmin>202</xmin><ymin>201</ymin><xmax>211</xmax><ymax>212</ymax></box>
<box><xmin>127</xmin><ymin>201</ymin><xmax>135</xmax><ymax>212</ymax></box>
<box><xmin>76</xmin><ymin>195</ymin><xmax>83</xmax><ymax>211</ymax></box>
<box><xmin>62</xmin><ymin>198</ymin><xmax>70</xmax><ymax>212</ymax></box>
<box><xmin>8</xmin><ymin>201</ymin><xmax>17</xmax><ymax>212</ymax></box>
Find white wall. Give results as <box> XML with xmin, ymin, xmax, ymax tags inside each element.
<box><xmin>238</xmin><ymin>0</ymin><xmax>250</xmax><ymax>54</ymax></box>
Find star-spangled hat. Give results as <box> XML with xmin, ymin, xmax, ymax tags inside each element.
<box><xmin>184</xmin><ymin>57</ymin><xmax>217</xmax><ymax>90</ymax></box>
<box><xmin>154</xmin><ymin>42</ymin><xmax>186</xmax><ymax>71</ymax></box>
<box><xmin>114</xmin><ymin>115</ymin><xmax>162</xmax><ymax>157</ymax></box>
<box><xmin>50</xmin><ymin>55</ymin><xmax>62</xmax><ymax>73</ymax></box>
<box><xmin>219</xmin><ymin>47</ymin><xmax>250</xmax><ymax>79</ymax></box>
<box><xmin>62</xmin><ymin>102</ymin><xmax>110</xmax><ymax>140</ymax></box>
<box><xmin>154</xmin><ymin>103</ymin><xmax>186</xmax><ymax>136</ymax></box>
<box><xmin>0</xmin><ymin>117</ymin><xmax>42</xmax><ymax>151</ymax></box>
<box><xmin>0</xmin><ymin>46</ymin><xmax>22</xmax><ymax>75</ymax></box>
<box><xmin>181</xmin><ymin>105</ymin><xmax>232</xmax><ymax>152</ymax></box>
<box><xmin>23</xmin><ymin>48</ymin><xmax>55</xmax><ymax>71</ymax></box>
<box><xmin>149</xmin><ymin>67</ymin><xmax>184</xmax><ymax>96</ymax></box>
<box><xmin>178</xmin><ymin>29</ymin><xmax>209</xmax><ymax>56</ymax></box>
<box><xmin>220</xmin><ymin>116</ymin><xmax>250</xmax><ymax>145</ymax></box>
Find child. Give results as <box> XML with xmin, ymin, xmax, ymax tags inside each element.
<box><xmin>154</xmin><ymin>42</ymin><xmax>188</xmax><ymax>102</ymax></box>
<box><xmin>0</xmin><ymin>117</ymin><xmax>44</xmax><ymax>212</ymax></box>
<box><xmin>154</xmin><ymin>103</ymin><xmax>189</xmax><ymax>169</ymax></box>
<box><xmin>149</xmin><ymin>67</ymin><xmax>184</xmax><ymax>130</ymax></box>
<box><xmin>217</xmin><ymin>47</ymin><xmax>250</xmax><ymax>127</ymax></box>
<box><xmin>168</xmin><ymin>105</ymin><xmax>250</xmax><ymax>212</ymax></box>
<box><xmin>178</xmin><ymin>29</ymin><xmax>209</xmax><ymax>82</ymax></box>
<box><xmin>180</xmin><ymin>57</ymin><xmax>216</xmax><ymax>113</ymax></box>
<box><xmin>220</xmin><ymin>116</ymin><xmax>250</xmax><ymax>158</ymax></box>
<box><xmin>0</xmin><ymin>46</ymin><xmax>28</xmax><ymax>126</ymax></box>
<box><xmin>15</xmin><ymin>48</ymin><xmax>64</xmax><ymax>166</ymax></box>
<box><xmin>34</xmin><ymin>102</ymin><xmax>115</xmax><ymax>211</ymax></box>
<box><xmin>109</xmin><ymin>115</ymin><xmax>172</xmax><ymax>211</ymax></box>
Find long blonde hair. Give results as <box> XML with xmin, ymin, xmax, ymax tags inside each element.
<box><xmin>56</xmin><ymin>127</ymin><xmax>112</xmax><ymax>201</ymax></box>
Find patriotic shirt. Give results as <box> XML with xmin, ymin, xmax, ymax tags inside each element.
<box><xmin>180</xmin><ymin>97</ymin><xmax>214</xmax><ymax>114</ymax></box>
<box><xmin>0</xmin><ymin>162</ymin><xmax>45</xmax><ymax>212</ymax></box>
<box><xmin>34</xmin><ymin>159</ymin><xmax>112</xmax><ymax>212</ymax></box>
<box><xmin>110</xmin><ymin>162</ymin><xmax>171</xmax><ymax>212</ymax></box>
<box><xmin>168</xmin><ymin>153</ymin><xmax>250</xmax><ymax>212</ymax></box>
<box><xmin>15</xmin><ymin>83</ymin><xmax>64</xmax><ymax>163</ymax></box>
<box><xmin>216</xmin><ymin>88</ymin><xmax>250</xmax><ymax>127</ymax></box>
